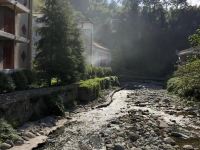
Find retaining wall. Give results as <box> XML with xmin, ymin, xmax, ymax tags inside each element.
<box><xmin>0</xmin><ymin>84</ymin><xmax>78</xmax><ymax>125</ymax></box>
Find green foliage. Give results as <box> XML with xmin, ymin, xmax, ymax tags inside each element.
<box><xmin>0</xmin><ymin>73</ymin><xmax>15</xmax><ymax>93</ymax></box>
<box><xmin>35</xmin><ymin>0</ymin><xmax>85</xmax><ymax>85</ymax></box>
<box><xmin>45</xmin><ymin>94</ymin><xmax>65</xmax><ymax>116</ymax></box>
<box><xmin>92</xmin><ymin>0</ymin><xmax>200</xmax><ymax>78</ymax></box>
<box><xmin>189</xmin><ymin>28</ymin><xmax>200</xmax><ymax>46</ymax></box>
<box><xmin>85</xmin><ymin>65</ymin><xmax>113</xmax><ymax>79</ymax></box>
<box><xmin>0</xmin><ymin>119</ymin><xmax>20</xmax><ymax>143</ymax></box>
<box><xmin>167</xmin><ymin>59</ymin><xmax>200</xmax><ymax>100</ymax></box>
<box><xmin>21</xmin><ymin>69</ymin><xmax>37</xmax><ymax>85</ymax></box>
<box><xmin>11</xmin><ymin>71</ymin><xmax>28</xmax><ymax>90</ymax></box>
<box><xmin>78</xmin><ymin>76</ymin><xmax>119</xmax><ymax>102</ymax></box>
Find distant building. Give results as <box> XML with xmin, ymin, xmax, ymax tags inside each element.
<box><xmin>77</xmin><ymin>18</ymin><xmax>93</xmax><ymax>65</ymax></box>
<box><xmin>178</xmin><ymin>46</ymin><xmax>200</xmax><ymax>64</ymax></box>
<box><xmin>78</xmin><ymin>18</ymin><xmax>112</xmax><ymax>67</ymax></box>
<box><xmin>0</xmin><ymin>0</ymin><xmax>32</xmax><ymax>71</ymax></box>
<box><xmin>32</xmin><ymin>13</ymin><xmax>43</xmax><ymax>60</ymax></box>
<box><xmin>93</xmin><ymin>42</ymin><xmax>111</xmax><ymax>67</ymax></box>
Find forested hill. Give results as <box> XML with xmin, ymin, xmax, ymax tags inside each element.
<box><xmin>70</xmin><ymin>0</ymin><xmax>200</xmax><ymax>78</ymax></box>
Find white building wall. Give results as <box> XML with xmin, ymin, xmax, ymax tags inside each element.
<box><xmin>14</xmin><ymin>0</ymin><xmax>31</xmax><ymax>69</ymax></box>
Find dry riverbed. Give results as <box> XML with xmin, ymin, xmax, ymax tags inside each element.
<box><xmin>33</xmin><ymin>82</ymin><xmax>200</xmax><ymax>150</ymax></box>
<box><xmin>3</xmin><ymin>83</ymin><xmax>200</xmax><ymax>150</ymax></box>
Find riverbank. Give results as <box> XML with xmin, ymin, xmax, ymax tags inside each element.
<box><xmin>0</xmin><ymin>87</ymin><xmax>119</xmax><ymax>150</ymax></box>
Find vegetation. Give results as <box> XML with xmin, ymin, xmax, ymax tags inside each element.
<box><xmin>0</xmin><ymin>73</ymin><xmax>15</xmax><ymax>93</ymax></box>
<box><xmin>167</xmin><ymin>28</ymin><xmax>200</xmax><ymax>101</ymax></box>
<box><xmin>71</xmin><ymin>0</ymin><xmax>200</xmax><ymax>78</ymax></box>
<box><xmin>167</xmin><ymin>59</ymin><xmax>200</xmax><ymax>100</ymax></box>
<box><xmin>78</xmin><ymin>76</ymin><xmax>119</xmax><ymax>102</ymax></box>
<box><xmin>45</xmin><ymin>94</ymin><xmax>65</xmax><ymax>116</ymax></box>
<box><xmin>85</xmin><ymin>65</ymin><xmax>113</xmax><ymax>79</ymax></box>
<box><xmin>11</xmin><ymin>71</ymin><xmax>28</xmax><ymax>90</ymax></box>
<box><xmin>0</xmin><ymin>119</ymin><xmax>20</xmax><ymax>144</ymax></box>
<box><xmin>35</xmin><ymin>0</ymin><xmax>85</xmax><ymax>86</ymax></box>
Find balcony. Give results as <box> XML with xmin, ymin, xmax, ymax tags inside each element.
<box><xmin>0</xmin><ymin>30</ymin><xmax>15</xmax><ymax>40</ymax></box>
<box><xmin>15</xmin><ymin>36</ymin><xmax>29</xmax><ymax>43</ymax></box>
<box><xmin>0</xmin><ymin>30</ymin><xmax>29</xmax><ymax>44</ymax></box>
<box><xmin>0</xmin><ymin>0</ymin><xmax>30</xmax><ymax>13</ymax></box>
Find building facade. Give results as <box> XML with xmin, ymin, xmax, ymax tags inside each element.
<box><xmin>178</xmin><ymin>46</ymin><xmax>200</xmax><ymax>64</ymax></box>
<box><xmin>0</xmin><ymin>0</ymin><xmax>32</xmax><ymax>71</ymax></box>
<box><xmin>77</xmin><ymin>19</ymin><xmax>93</xmax><ymax>65</ymax></box>
<box><xmin>78</xmin><ymin>19</ymin><xmax>111</xmax><ymax>67</ymax></box>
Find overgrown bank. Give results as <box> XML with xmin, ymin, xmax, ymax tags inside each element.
<box><xmin>0</xmin><ymin>76</ymin><xmax>119</xmax><ymax>148</ymax></box>
<box><xmin>167</xmin><ymin>59</ymin><xmax>200</xmax><ymax>101</ymax></box>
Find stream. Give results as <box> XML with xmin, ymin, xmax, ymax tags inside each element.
<box><xmin>36</xmin><ymin>83</ymin><xmax>200</xmax><ymax>150</ymax></box>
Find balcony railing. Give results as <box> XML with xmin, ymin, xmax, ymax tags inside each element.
<box><xmin>0</xmin><ymin>0</ymin><xmax>30</xmax><ymax>13</ymax></box>
<box><xmin>0</xmin><ymin>30</ymin><xmax>29</xmax><ymax>44</ymax></box>
<box><xmin>0</xmin><ymin>30</ymin><xmax>15</xmax><ymax>40</ymax></box>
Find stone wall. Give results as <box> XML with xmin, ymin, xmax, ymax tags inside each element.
<box><xmin>0</xmin><ymin>84</ymin><xmax>78</xmax><ymax>125</ymax></box>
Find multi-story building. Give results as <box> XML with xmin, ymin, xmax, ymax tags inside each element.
<box><xmin>78</xmin><ymin>18</ymin><xmax>111</xmax><ymax>67</ymax></box>
<box><xmin>0</xmin><ymin>0</ymin><xmax>32</xmax><ymax>71</ymax></box>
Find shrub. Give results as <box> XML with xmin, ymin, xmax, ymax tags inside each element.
<box><xmin>0</xmin><ymin>73</ymin><xmax>15</xmax><ymax>93</ymax></box>
<box><xmin>21</xmin><ymin>69</ymin><xmax>37</xmax><ymax>85</ymax></box>
<box><xmin>0</xmin><ymin>119</ymin><xmax>21</xmax><ymax>144</ymax></box>
<box><xmin>11</xmin><ymin>71</ymin><xmax>28</xmax><ymax>90</ymax></box>
<box><xmin>45</xmin><ymin>93</ymin><xmax>65</xmax><ymax>116</ymax></box>
<box><xmin>78</xmin><ymin>76</ymin><xmax>119</xmax><ymax>102</ymax></box>
<box><xmin>167</xmin><ymin>59</ymin><xmax>200</xmax><ymax>100</ymax></box>
<box><xmin>85</xmin><ymin>65</ymin><xmax>113</xmax><ymax>79</ymax></box>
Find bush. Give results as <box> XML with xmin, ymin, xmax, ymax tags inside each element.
<box><xmin>85</xmin><ymin>65</ymin><xmax>113</xmax><ymax>79</ymax></box>
<box><xmin>0</xmin><ymin>119</ymin><xmax>21</xmax><ymax>144</ymax></box>
<box><xmin>11</xmin><ymin>71</ymin><xmax>28</xmax><ymax>90</ymax></box>
<box><xmin>78</xmin><ymin>76</ymin><xmax>119</xmax><ymax>102</ymax></box>
<box><xmin>21</xmin><ymin>69</ymin><xmax>37</xmax><ymax>85</ymax></box>
<box><xmin>167</xmin><ymin>59</ymin><xmax>200</xmax><ymax>100</ymax></box>
<box><xmin>0</xmin><ymin>73</ymin><xmax>15</xmax><ymax>93</ymax></box>
<box><xmin>45</xmin><ymin>93</ymin><xmax>65</xmax><ymax>116</ymax></box>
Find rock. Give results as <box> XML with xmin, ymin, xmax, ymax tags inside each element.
<box><xmin>0</xmin><ymin>143</ymin><xmax>12</xmax><ymax>149</ymax></box>
<box><xmin>5</xmin><ymin>140</ymin><xmax>14</xmax><ymax>147</ymax></box>
<box><xmin>106</xmin><ymin>144</ymin><xmax>114</xmax><ymax>148</ymax></box>
<box><xmin>171</xmin><ymin>132</ymin><xmax>189</xmax><ymax>139</ymax></box>
<box><xmin>162</xmin><ymin>98</ymin><xmax>170</xmax><ymax>103</ymax></box>
<box><xmin>158</xmin><ymin>120</ymin><xmax>169</xmax><ymax>128</ymax></box>
<box><xmin>113</xmin><ymin>144</ymin><xmax>125</xmax><ymax>150</ymax></box>
<box><xmin>23</xmin><ymin>132</ymin><xmax>36</xmax><ymax>138</ymax></box>
<box><xmin>22</xmin><ymin>136</ymin><xmax>30</xmax><ymax>141</ymax></box>
<box><xmin>14</xmin><ymin>139</ymin><xmax>24</xmax><ymax>146</ymax></box>
<box><xmin>164</xmin><ymin>137</ymin><xmax>176</xmax><ymax>146</ymax></box>
<box><xmin>131</xmin><ymin>147</ymin><xmax>142</xmax><ymax>150</ymax></box>
<box><xmin>79</xmin><ymin>144</ymin><xmax>92</xmax><ymax>150</ymax></box>
<box><xmin>183</xmin><ymin>145</ymin><xmax>194</xmax><ymax>150</ymax></box>
<box><xmin>128</xmin><ymin>132</ymin><xmax>139</xmax><ymax>142</ymax></box>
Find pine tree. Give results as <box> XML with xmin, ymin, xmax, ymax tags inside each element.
<box><xmin>35</xmin><ymin>0</ymin><xmax>85</xmax><ymax>85</ymax></box>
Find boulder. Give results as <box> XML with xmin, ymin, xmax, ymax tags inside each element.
<box><xmin>0</xmin><ymin>143</ymin><xmax>12</xmax><ymax>150</ymax></box>
<box><xmin>164</xmin><ymin>137</ymin><xmax>176</xmax><ymax>146</ymax></box>
<box><xmin>183</xmin><ymin>145</ymin><xmax>194</xmax><ymax>150</ymax></box>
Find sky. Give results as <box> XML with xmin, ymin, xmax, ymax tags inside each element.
<box><xmin>189</xmin><ymin>0</ymin><xmax>200</xmax><ymax>6</ymax></box>
<box><xmin>109</xmin><ymin>0</ymin><xmax>200</xmax><ymax>6</ymax></box>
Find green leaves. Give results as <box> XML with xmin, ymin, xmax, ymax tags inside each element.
<box><xmin>35</xmin><ymin>0</ymin><xmax>85</xmax><ymax>85</ymax></box>
<box><xmin>167</xmin><ymin>59</ymin><xmax>200</xmax><ymax>100</ymax></box>
<box><xmin>189</xmin><ymin>29</ymin><xmax>200</xmax><ymax>47</ymax></box>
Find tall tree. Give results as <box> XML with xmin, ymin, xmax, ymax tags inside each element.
<box><xmin>35</xmin><ymin>0</ymin><xmax>85</xmax><ymax>85</ymax></box>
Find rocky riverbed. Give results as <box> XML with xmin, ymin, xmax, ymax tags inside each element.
<box><xmin>34</xmin><ymin>82</ymin><xmax>200</xmax><ymax>150</ymax></box>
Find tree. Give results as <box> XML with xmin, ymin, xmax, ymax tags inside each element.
<box><xmin>35</xmin><ymin>0</ymin><xmax>85</xmax><ymax>85</ymax></box>
<box><xmin>189</xmin><ymin>28</ymin><xmax>200</xmax><ymax>46</ymax></box>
